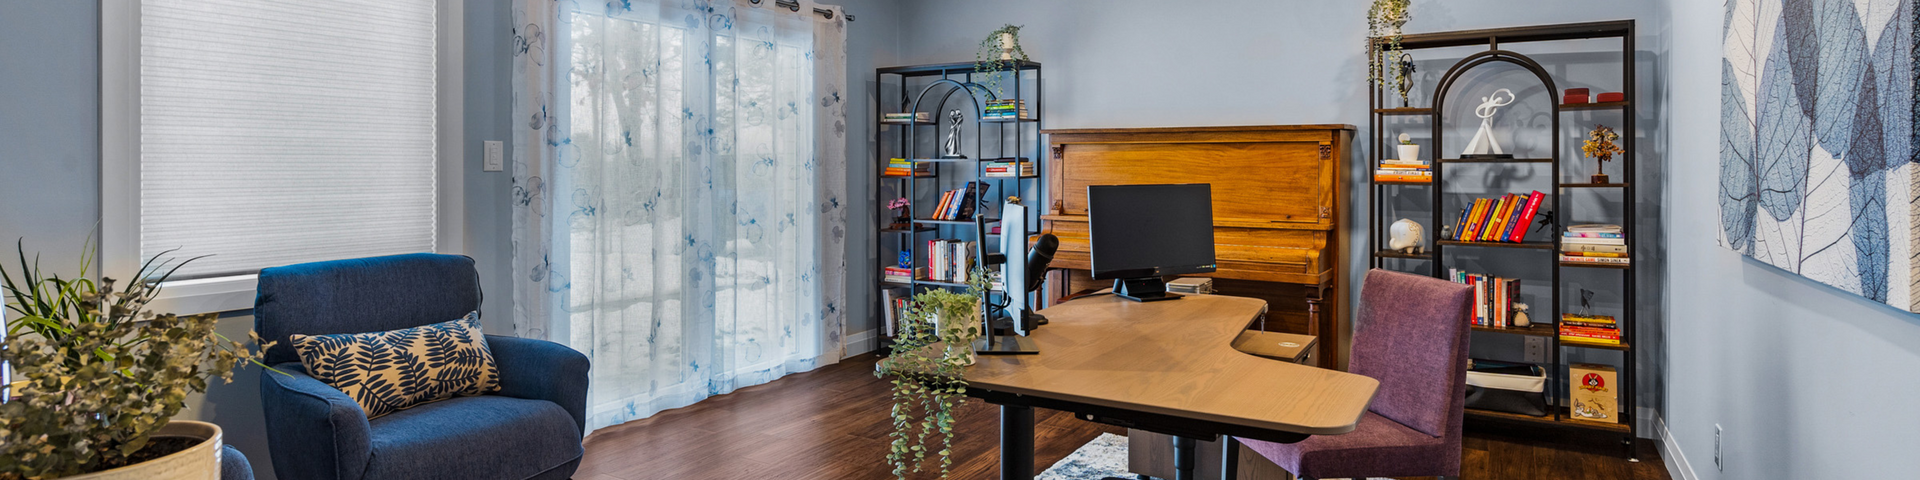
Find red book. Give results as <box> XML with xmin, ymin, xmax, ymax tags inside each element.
<box><xmin>1597</xmin><ymin>91</ymin><xmax>1625</xmax><ymax>102</ymax></box>
<box><xmin>1508</xmin><ymin>191</ymin><xmax>1545</xmax><ymax>243</ymax></box>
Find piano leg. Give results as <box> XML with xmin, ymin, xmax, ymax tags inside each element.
<box><xmin>1305</xmin><ymin>281</ymin><xmax>1334</xmax><ymax>368</ymax></box>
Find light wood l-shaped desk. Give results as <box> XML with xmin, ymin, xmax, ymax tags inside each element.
<box><xmin>962</xmin><ymin>293</ymin><xmax>1379</xmax><ymax>480</ymax></box>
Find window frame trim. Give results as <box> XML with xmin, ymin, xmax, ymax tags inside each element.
<box><xmin>99</xmin><ymin>0</ymin><xmax>465</xmax><ymax>315</ymax></box>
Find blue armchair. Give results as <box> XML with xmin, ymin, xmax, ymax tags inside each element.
<box><xmin>255</xmin><ymin>254</ymin><xmax>589</xmax><ymax>480</ymax></box>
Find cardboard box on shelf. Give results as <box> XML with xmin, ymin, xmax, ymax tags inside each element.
<box><xmin>1568</xmin><ymin>363</ymin><xmax>1619</xmax><ymax>423</ymax></box>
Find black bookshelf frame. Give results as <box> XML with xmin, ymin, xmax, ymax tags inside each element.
<box><xmin>1367</xmin><ymin>20</ymin><xmax>1641</xmax><ymax>459</ymax></box>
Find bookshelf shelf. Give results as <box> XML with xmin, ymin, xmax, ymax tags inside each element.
<box><xmin>1436</xmin><ymin>240</ymin><xmax>1556</xmax><ymax>249</ymax></box>
<box><xmin>1372</xmin><ymin>250</ymin><xmax>1435</xmax><ymax>259</ymax></box>
<box><xmin>1438</xmin><ymin>157</ymin><xmax>1555</xmax><ymax>164</ymax></box>
<box><xmin>1471</xmin><ymin>323</ymin><xmax>1555</xmax><ymax>337</ymax></box>
<box><xmin>1369</xmin><ymin>21</ymin><xmax>1641</xmax><ymax>458</ymax></box>
<box><xmin>874</xmin><ymin>61</ymin><xmax>1044</xmax><ymax>355</ymax></box>
<box><xmin>1559</xmin><ymin>101</ymin><xmax>1630</xmax><ymax>111</ymax></box>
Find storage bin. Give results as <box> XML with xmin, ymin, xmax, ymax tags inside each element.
<box><xmin>1464</xmin><ymin>359</ymin><xmax>1548</xmax><ymax>417</ymax></box>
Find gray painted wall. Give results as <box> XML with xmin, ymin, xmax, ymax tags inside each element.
<box><xmin>1664</xmin><ymin>0</ymin><xmax>1920</xmax><ymax>477</ymax></box>
<box><xmin>888</xmin><ymin>0</ymin><xmax>1669</xmax><ymax>429</ymax></box>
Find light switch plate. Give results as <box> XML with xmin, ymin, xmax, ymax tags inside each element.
<box><xmin>483</xmin><ymin>140</ymin><xmax>504</xmax><ymax>172</ymax></box>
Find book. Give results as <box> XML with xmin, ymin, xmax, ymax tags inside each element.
<box><xmin>1508</xmin><ymin>191</ymin><xmax>1544</xmax><ymax>242</ymax></box>
<box><xmin>1562</xmin><ymin>314</ymin><xmax>1618</xmax><ymax>325</ymax></box>
<box><xmin>1564</xmin><ymin>232</ymin><xmax>1626</xmax><ymax>238</ymax></box>
<box><xmin>1483</xmin><ymin>195</ymin><xmax>1515</xmax><ymax>242</ymax></box>
<box><xmin>1561</xmin><ymin>236</ymin><xmax>1627</xmax><ymax>246</ymax></box>
<box><xmin>1561</xmin><ymin>251</ymin><xmax>1628</xmax><ymax>258</ymax></box>
<box><xmin>1374</xmin><ymin>174</ymin><xmax>1433</xmax><ymax>183</ymax></box>
<box><xmin>1567</xmin><ymin>224</ymin><xmax>1623</xmax><ymax>233</ymax></box>
<box><xmin>1561</xmin><ymin>243</ymin><xmax>1628</xmax><ymax>253</ymax></box>
<box><xmin>1464</xmin><ymin>198</ymin><xmax>1493</xmax><ymax>242</ymax></box>
<box><xmin>1560</xmin><ymin>255</ymin><xmax>1630</xmax><ymax>265</ymax></box>
<box><xmin>1500</xmin><ymin>194</ymin><xmax>1526</xmax><ymax>241</ymax></box>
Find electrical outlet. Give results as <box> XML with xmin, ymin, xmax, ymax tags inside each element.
<box><xmin>1523</xmin><ymin>336</ymin><xmax>1547</xmax><ymax>363</ymax></box>
<box><xmin>483</xmin><ymin>140</ymin><xmax>505</xmax><ymax>172</ymax></box>
<box><xmin>1714</xmin><ymin>424</ymin><xmax>1723</xmax><ymax>471</ymax></box>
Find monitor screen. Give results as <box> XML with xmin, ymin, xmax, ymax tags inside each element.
<box><xmin>1087</xmin><ymin>184</ymin><xmax>1217</xmax><ymax>280</ymax></box>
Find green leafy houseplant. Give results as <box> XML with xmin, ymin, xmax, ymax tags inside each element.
<box><xmin>0</xmin><ymin>241</ymin><xmax>270</xmax><ymax>480</ymax></box>
<box><xmin>974</xmin><ymin>24</ymin><xmax>1029</xmax><ymax>98</ymax></box>
<box><xmin>1367</xmin><ymin>0</ymin><xmax>1412</xmax><ymax>95</ymax></box>
<box><xmin>874</xmin><ymin>270</ymin><xmax>987</xmax><ymax>479</ymax></box>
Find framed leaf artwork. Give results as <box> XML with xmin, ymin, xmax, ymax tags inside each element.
<box><xmin>1720</xmin><ymin>0</ymin><xmax>1915</xmax><ymax>310</ymax></box>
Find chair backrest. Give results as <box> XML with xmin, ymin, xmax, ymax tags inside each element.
<box><xmin>1348</xmin><ymin>269</ymin><xmax>1473</xmax><ymax>438</ymax></box>
<box><xmin>254</xmin><ymin>253</ymin><xmax>483</xmax><ymax>365</ymax></box>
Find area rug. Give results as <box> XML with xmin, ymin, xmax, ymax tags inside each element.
<box><xmin>1037</xmin><ymin>433</ymin><xmax>1389</xmax><ymax>480</ymax></box>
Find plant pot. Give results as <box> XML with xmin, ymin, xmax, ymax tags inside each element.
<box><xmin>998</xmin><ymin>32</ymin><xmax>1017</xmax><ymax>60</ymax></box>
<box><xmin>66</xmin><ymin>421</ymin><xmax>223</xmax><ymax>480</ymax></box>
<box><xmin>1397</xmin><ymin>144</ymin><xmax>1421</xmax><ymax>163</ymax></box>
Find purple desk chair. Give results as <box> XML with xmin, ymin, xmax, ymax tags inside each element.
<box><xmin>1228</xmin><ymin>269</ymin><xmax>1473</xmax><ymax>480</ymax></box>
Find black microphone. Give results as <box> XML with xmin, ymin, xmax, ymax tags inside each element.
<box><xmin>1025</xmin><ymin>234</ymin><xmax>1059</xmax><ymax>292</ymax></box>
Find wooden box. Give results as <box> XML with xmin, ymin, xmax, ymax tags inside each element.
<box><xmin>1568</xmin><ymin>363</ymin><xmax>1619</xmax><ymax>423</ymax></box>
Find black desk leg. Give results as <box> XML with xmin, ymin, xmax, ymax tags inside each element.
<box><xmin>1172</xmin><ymin>436</ymin><xmax>1198</xmax><ymax>480</ymax></box>
<box><xmin>1001</xmin><ymin>404</ymin><xmax>1034</xmax><ymax>480</ymax></box>
<box><xmin>1220</xmin><ymin>436</ymin><xmax>1240</xmax><ymax>480</ymax></box>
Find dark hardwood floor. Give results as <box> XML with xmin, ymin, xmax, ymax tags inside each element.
<box><xmin>576</xmin><ymin>353</ymin><xmax>1671</xmax><ymax>480</ymax></box>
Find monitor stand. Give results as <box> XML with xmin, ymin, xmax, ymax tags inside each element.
<box><xmin>976</xmin><ymin>313</ymin><xmax>1041</xmax><ymax>355</ymax></box>
<box><xmin>1114</xmin><ymin>277</ymin><xmax>1183</xmax><ymax>302</ymax></box>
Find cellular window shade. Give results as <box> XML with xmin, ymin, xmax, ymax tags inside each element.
<box><xmin>138</xmin><ymin>0</ymin><xmax>438</xmax><ymax>279</ymax></box>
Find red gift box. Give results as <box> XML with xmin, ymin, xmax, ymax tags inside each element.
<box><xmin>1563</xmin><ymin>94</ymin><xmax>1590</xmax><ymax>104</ymax></box>
<box><xmin>1596</xmin><ymin>92</ymin><xmax>1625</xmax><ymax>103</ymax></box>
<box><xmin>1564</xmin><ymin>88</ymin><xmax>1590</xmax><ymax>96</ymax></box>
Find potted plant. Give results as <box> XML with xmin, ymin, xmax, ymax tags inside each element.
<box><xmin>1582</xmin><ymin>124</ymin><xmax>1624</xmax><ymax>183</ymax></box>
<box><xmin>1367</xmin><ymin>0</ymin><xmax>1412</xmax><ymax>97</ymax></box>
<box><xmin>1396</xmin><ymin>133</ymin><xmax>1421</xmax><ymax>164</ymax></box>
<box><xmin>974</xmin><ymin>24</ymin><xmax>1029</xmax><ymax>98</ymax></box>
<box><xmin>874</xmin><ymin>271</ymin><xmax>987</xmax><ymax>479</ymax></box>
<box><xmin>887</xmin><ymin>197</ymin><xmax>913</xmax><ymax>230</ymax></box>
<box><xmin>0</xmin><ymin>242</ymin><xmax>271</xmax><ymax>480</ymax></box>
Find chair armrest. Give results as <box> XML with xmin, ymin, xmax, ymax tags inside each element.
<box><xmin>487</xmin><ymin>334</ymin><xmax>591</xmax><ymax>434</ymax></box>
<box><xmin>259</xmin><ymin>364</ymin><xmax>372</xmax><ymax>480</ymax></box>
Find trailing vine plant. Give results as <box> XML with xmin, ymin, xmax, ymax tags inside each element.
<box><xmin>974</xmin><ymin>24</ymin><xmax>1029</xmax><ymax>98</ymax></box>
<box><xmin>874</xmin><ymin>270</ymin><xmax>988</xmax><ymax>479</ymax></box>
<box><xmin>1367</xmin><ymin>0</ymin><xmax>1412</xmax><ymax>96</ymax></box>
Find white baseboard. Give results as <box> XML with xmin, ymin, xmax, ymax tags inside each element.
<box><xmin>844</xmin><ymin>329</ymin><xmax>877</xmax><ymax>357</ymax></box>
<box><xmin>1659</xmin><ymin>416</ymin><xmax>1700</xmax><ymax>480</ymax></box>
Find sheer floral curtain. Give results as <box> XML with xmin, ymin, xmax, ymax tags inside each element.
<box><xmin>511</xmin><ymin>0</ymin><xmax>847</xmax><ymax>432</ymax></box>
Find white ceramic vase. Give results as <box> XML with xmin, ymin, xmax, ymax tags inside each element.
<box><xmin>1397</xmin><ymin>144</ymin><xmax>1421</xmax><ymax>163</ymax></box>
<box><xmin>66</xmin><ymin>421</ymin><xmax>222</xmax><ymax>480</ymax></box>
<box><xmin>998</xmin><ymin>32</ymin><xmax>1017</xmax><ymax>60</ymax></box>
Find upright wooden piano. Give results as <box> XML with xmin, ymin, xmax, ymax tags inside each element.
<box><xmin>1038</xmin><ymin>125</ymin><xmax>1355</xmax><ymax>368</ymax></box>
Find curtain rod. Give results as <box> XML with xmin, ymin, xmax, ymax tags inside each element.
<box><xmin>751</xmin><ymin>0</ymin><xmax>854</xmax><ymax>21</ymax></box>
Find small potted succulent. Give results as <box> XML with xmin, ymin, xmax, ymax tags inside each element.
<box><xmin>874</xmin><ymin>271</ymin><xmax>987</xmax><ymax>479</ymax></box>
<box><xmin>1397</xmin><ymin>133</ymin><xmax>1421</xmax><ymax>163</ymax></box>
<box><xmin>0</xmin><ymin>241</ymin><xmax>272</xmax><ymax>480</ymax></box>
<box><xmin>1582</xmin><ymin>124</ymin><xmax>1624</xmax><ymax>183</ymax></box>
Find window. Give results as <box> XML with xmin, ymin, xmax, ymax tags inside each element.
<box><xmin>102</xmin><ymin>0</ymin><xmax>462</xmax><ymax>314</ymax></box>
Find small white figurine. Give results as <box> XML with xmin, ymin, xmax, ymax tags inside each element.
<box><xmin>1462</xmin><ymin>88</ymin><xmax>1514</xmax><ymax>157</ymax></box>
<box><xmin>1512</xmin><ymin>302</ymin><xmax>1532</xmax><ymax>327</ymax></box>
<box><xmin>1389</xmin><ymin>218</ymin><xmax>1424</xmax><ymax>254</ymax></box>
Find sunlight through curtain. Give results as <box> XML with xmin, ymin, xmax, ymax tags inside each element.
<box><xmin>511</xmin><ymin>0</ymin><xmax>847</xmax><ymax>432</ymax></box>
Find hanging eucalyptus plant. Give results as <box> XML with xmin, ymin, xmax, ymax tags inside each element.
<box><xmin>874</xmin><ymin>271</ymin><xmax>987</xmax><ymax>479</ymax></box>
<box><xmin>1367</xmin><ymin>0</ymin><xmax>1412</xmax><ymax>94</ymax></box>
<box><xmin>974</xmin><ymin>24</ymin><xmax>1029</xmax><ymax>98</ymax></box>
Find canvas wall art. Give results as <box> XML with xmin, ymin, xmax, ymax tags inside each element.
<box><xmin>1720</xmin><ymin>0</ymin><xmax>1916</xmax><ymax>310</ymax></box>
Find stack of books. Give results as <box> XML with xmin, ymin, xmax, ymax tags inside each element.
<box><xmin>883</xmin><ymin>158</ymin><xmax>932</xmax><ymax>177</ymax></box>
<box><xmin>882</xmin><ymin>266</ymin><xmax>923</xmax><ymax>284</ymax></box>
<box><xmin>1374</xmin><ymin>159</ymin><xmax>1431</xmax><ymax>183</ymax></box>
<box><xmin>984</xmin><ymin>99</ymin><xmax>1029</xmax><ymax>120</ymax></box>
<box><xmin>881</xmin><ymin>112</ymin><xmax>930</xmax><ymax>123</ymax></box>
<box><xmin>880</xmin><ymin>287</ymin><xmax>910</xmax><ymax>336</ymax></box>
<box><xmin>926</xmin><ymin>239</ymin><xmax>977</xmax><ymax>283</ymax></box>
<box><xmin>1560</xmin><ymin>225</ymin><xmax>1628</xmax><ymax>266</ymax></box>
<box><xmin>983</xmin><ymin>158</ymin><xmax>1035</xmax><ymax>178</ymax></box>
<box><xmin>1559</xmin><ymin>313</ymin><xmax>1621</xmax><ymax>345</ymax></box>
<box><xmin>1444</xmin><ymin>191</ymin><xmax>1545</xmax><ymax>243</ymax></box>
<box><xmin>1449</xmin><ymin>269</ymin><xmax>1520</xmax><ymax>328</ymax></box>
<box><xmin>930</xmin><ymin>182</ymin><xmax>987</xmax><ymax>220</ymax></box>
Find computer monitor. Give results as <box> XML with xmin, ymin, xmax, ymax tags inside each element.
<box><xmin>1088</xmin><ymin>184</ymin><xmax>1217</xmax><ymax>302</ymax></box>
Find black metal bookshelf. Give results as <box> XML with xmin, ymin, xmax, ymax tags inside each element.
<box><xmin>1367</xmin><ymin>20</ymin><xmax>1642</xmax><ymax>459</ymax></box>
<box><xmin>872</xmin><ymin>61</ymin><xmax>1043</xmax><ymax>352</ymax></box>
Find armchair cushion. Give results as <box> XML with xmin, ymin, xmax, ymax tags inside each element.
<box><xmin>360</xmin><ymin>395</ymin><xmax>583</xmax><ymax>480</ymax></box>
<box><xmin>1243</xmin><ymin>412</ymin><xmax>1452</xmax><ymax>479</ymax></box>
<box><xmin>291</xmin><ymin>312</ymin><xmax>501</xmax><ymax>419</ymax></box>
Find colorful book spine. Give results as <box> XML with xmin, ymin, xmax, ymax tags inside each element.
<box><xmin>1509</xmin><ymin>191</ymin><xmax>1545</xmax><ymax>242</ymax></box>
